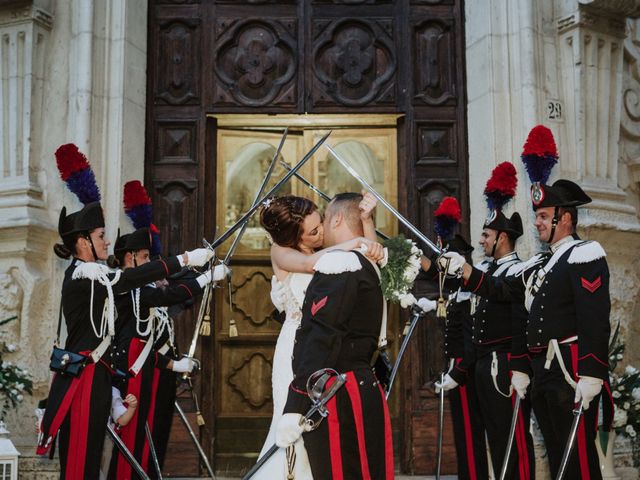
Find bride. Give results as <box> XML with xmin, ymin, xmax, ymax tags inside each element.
<box><xmin>255</xmin><ymin>194</ymin><xmax>381</xmax><ymax>479</ymax></box>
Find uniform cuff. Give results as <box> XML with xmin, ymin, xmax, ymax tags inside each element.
<box><xmin>578</xmin><ymin>354</ymin><xmax>609</xmax><ymax>381</ymax></box>
<box><xmin>462</xmin><ymin>267</ymin><xmax>484</xmax><ymax>293</ymax></box>
<box><xmin>283</xmin><ymin>384</ymin><xmax>311</xmax><ymax>415</ymax></box>
<box><xmin>448</xmin><ymin>365</ymin><xmax>467</xmax><ymax>386</ymax></box>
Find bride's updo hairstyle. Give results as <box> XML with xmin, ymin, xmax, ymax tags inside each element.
<box><xmin>260</xmin><ymin>196</ymin><xmax>318</xmax><ymax>250</ymax></box>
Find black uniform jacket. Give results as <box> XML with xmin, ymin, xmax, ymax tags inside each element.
<box><xmin>284</xmin><ymin>250</ymin><xmax>383</xmax><ymax>415</ymax></box>
<box><xmin>445</xmin><ymin>291</ymin><xmax>476</xmax><ymax>385</ymax></box>
<box><xmin>463</xmin><ymin>239</ymin><xmax>611</xmax><ymax>380</ymax></box>
<box><xmin>113</xmin><ymin>275</ymin><xmax>202</xmax><ymax>372</ymax></box>
<box><xmin>62</xmin><ymin>256</ymin><xmax>182</xmax><ymax>354</ymax></box>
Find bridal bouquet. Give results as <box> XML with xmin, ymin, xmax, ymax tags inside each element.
<box><xmin>0</xmin><ymin>317</ymin><xmax>32</xmax><ymax>421</ymax></box>
<box><xmin>380</xmin><ymin>235</ymin><xmax>422</xmax><ymax>308</ymax></box>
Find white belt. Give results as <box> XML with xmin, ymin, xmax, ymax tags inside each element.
<box><xmin>491</xmin><ymin>351</ymin><xmax>513</xmax><ymax>398</ymax></box>
<box><xmin>544</xmin><ymin>338</ymin><xmax>577</xmax><ymax>389</ymax></box>
<box><xmin>129</xmin><ymin>330</ymin><xmax>155</xmax><ymax>376</ymax></box>
<box><xmin>89</xmin><ymin>335</ymin><xmax>111</xmax><ymax>363</ymax></box>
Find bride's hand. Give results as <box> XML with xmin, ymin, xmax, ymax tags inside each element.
<box><xmin>358</xmin><ymin>238</ymin><xmax>384</xmax><ymax>262</ymax></box>
<box><xmin>359</xmin><ymin>191</ymin><xmax>377</xmax><ymax>222</ymax></box>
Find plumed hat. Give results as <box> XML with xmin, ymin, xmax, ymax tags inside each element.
<box><xmin>123</xmin><ymin>181</ymin><xmax>162</xmax><ymax>257</ymax></box>
<box><xmin>521</xmin><ymin>125</ymin><xmax>591</xmax><ymax>210</ymax></box>
<box><xmin>482</xmin><ymin>162</ymin><xmax>522</xmax><ymax>238</ymax></box>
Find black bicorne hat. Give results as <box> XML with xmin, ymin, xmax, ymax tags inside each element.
<box><xmin>446</xmin><ymin>234</ymin><xmax>474</xmax><ymax>255</ymax></box>
<box><xmin>483</xmin><ymin>211</ymin><xmax>523</xmax><ymax>238</ymax></box>
<box><xmin>58</xmin><ymin>201</ymin><xmax>105</xmax><ymax>238</ymax></box>
<box><xmin>114</xmin><ymin>227</ymin><xmax>151</xmax><ymax>254</ymax></box>
<box><xmin>531</xmin><ymin>179</ymin><xmax>592</xmax><ymax>210</ymax></box>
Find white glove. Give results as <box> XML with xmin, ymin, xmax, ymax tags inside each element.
<box><xmin>437</xmin><ymin>252</ymin><xmax>465</xmax><ymax>277</ymax></box>
<box><xmin>434</xmin><ymin>373</ymin><xmax>458</xmax><ymax>393</ymax></box>
<box><xmin>270</xmin><ymin>276</ymin><xmax>287</xmax><ymax>313</ymax></box>
<box><xmin>275</xmin><ymin>413</ymin><xmax>309</xmax><ymax>448</ymax></box>
<box><xmin>197</xmin><ymin>264</ymin><xmax>231</xmax><ymax>287</ymax></box>
<box><xmin>171</xmin><ymin>357</ymin><xmax>197</xmax><ymax>373</ymax></box>
<box><xmin>184</xmin><ymin>248</ymin><xmax>214</xmax><ymax>267</ymax></box>
<box><xmin>574</xmin><ymin>376</ymin><xmax>603</xmax><ymax>410</ymax></box>
<box><xmin>416</xmin><ymin>298</ymin><xmax>437</xmax><ymax>313</ymax></box>
<box><xmin>511</xmin><ymin>371</ymin><xmax>530</xmax><ymax>399</ymax></box>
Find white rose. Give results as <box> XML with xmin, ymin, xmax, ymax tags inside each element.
<box><xmin>614</xmin><ymin>408</ymin><xmax>628</xmax><ymax>427</ymax></box>
<box><xmin>16</xmin><ymin>394</ymin><xmax>23</xmax><ymax>402</ymax></box>
<box><xmin>15</xmin><ymin>383</ymin><xmax>24</xmax><ymax>391</ymax></box>
<box><xmin>632</xmin><ymin>388</ymin><xmax>640</xmax><ymax>401</ymax></box>
<box><xmin>625</xmin><ymin>425</ymin><xmax>636</xmax><ymax>435</ymax></box>
<box><xmin>399</xmin><ymin>293</ymin><xmax>417</xmax><ymax>309</ymax></box>
<box><xmin>624</xmin><ymin>402</ymin><xmax>631</xmax><ymax>410</ymax></box>
<box><xmin>617</xmin><ymin>354</ymin><xmax>624</xmax><ymax>360</ymax></box>
<box><xmin>625</xmin><ymin>365</ymin><xmax>638</xmax><ymax>375</ymax></box>
<box><xmin>631</xmin><ymin>430</ymin><xmax>637</xmax><ymax>438</ymax></box>
<box><xmin>613</xmin><ymin>391</ymin><xmax>621</xmax><ymax>398</ymax></box>
<box><xmin>6</xmin><ymin>344</ymin><xmax>16</xmax><ymax>352</ymax></box>
<box><xmin>636</xmin><ymin>404</ymin><xmax>640</xmax><ymax>410</ymax></box>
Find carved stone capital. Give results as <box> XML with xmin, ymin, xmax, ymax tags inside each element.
<box><xmin>558</xmin><ymin>9</ymin><xmax>627</xmax><ymax>38</ymax></box>
<box><xmin>0</xmin><ymin>2</ymin><xmax>53</xmax><ymax>30</ymax></box>
<box><xmin>579</xmin><ymin>0</ymin><xmax>640</xmax><ymax>20</ymax></box>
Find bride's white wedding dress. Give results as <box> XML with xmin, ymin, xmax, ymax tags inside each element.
<box><xmin>255</xmin><ymin>272</ymin><xmax>314</xmax><ymax>480</ymax></box>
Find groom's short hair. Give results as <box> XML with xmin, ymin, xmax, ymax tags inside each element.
<box><xmin>326</xmin><ymin>192</ymin><xmax>364</xmax><ymax>235</ymax></box>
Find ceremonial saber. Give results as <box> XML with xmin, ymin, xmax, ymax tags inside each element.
<box><xmin>145</xmin><ymin>421</ymin><xmax>164</xmax><ymax>480</ymax></box>
<box><xmin>205</xmin><ymin>131</ymin><xmax>331</xmax><ymax>252</ymax></box>
<box><xmin>386</xmin><ymin>306</ymin><xmax>424</xmax><ymax>399</ymax></box>
<box><xmin>280</xmin><ymin>160</ymin><xmax>389</xmax><ymax>241</ymax></box>
<box><xmin>224</xmin><ymin>128</ymin><xmax>288</xmax><ymax>265</ymax></box>
<box><xmin>436</xmin><ymin>371</ymin><xmax>445</xmax><ymax>480</ymax></box>
<box><xmin>174</xmin><ymin>401</ymin><xmax>216</xmax><ymax>479</ymax></box>
<box><xmin>498</xmin><ymin>395</ymin><xmax>521</xmax><ymax>480</ymax></box>
<box><xmin>106</xmin><ymin>424</ymin><xmax>150</xmax><ymax>480</ymax></box>
<box><xmin>242</xmin><ymin>372</ymin><xmax>348</xmax><ymax>480</ymax></box>
<box><xmin>556</xmin><ymin>401</ymin><xmax>584</xmax><ymax>480</ymax></box>
<box><xmin>324</xmin><ymin>144</ymin><xmax>441</xmax><ymax>255</ymax></box>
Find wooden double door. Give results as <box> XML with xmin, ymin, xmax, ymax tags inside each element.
<box><xmin>145</xmin><ymin>0</ymin><xmax>469</xmax><ymax>476</ymax></box>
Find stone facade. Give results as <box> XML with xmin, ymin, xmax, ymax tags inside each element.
<box><xmin>0</xmin><ymin>0</ymin><xmax>148</xmax><ymax>469</ymax></box>
<box><xmin>466</xmin><ymin>0</ymin><xmax>640</xmax><ymax>477</ymax></box>
<box><xmin>0</xmin><ymin>0</ymin><xmax>637</xmax><ymax>477</ymax></box>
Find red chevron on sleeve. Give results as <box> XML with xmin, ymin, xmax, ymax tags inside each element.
<box><xmin>311</xmin><ymin>296</ymin><xmax>328</xmax><ymax>316</ymax></box>
<box><xmin>581</xmin><ymin>276</ymin><xmax>602</xmax><ymax>293</ymax></box>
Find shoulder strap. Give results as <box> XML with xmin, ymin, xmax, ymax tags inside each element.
<box><xmin>55</xmin><ymin>301</ymin><xmax>63</xmax><ymax>347</ymax></box>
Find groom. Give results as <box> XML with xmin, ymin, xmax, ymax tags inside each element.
<box><xmin>275</xmin><ymin>192</ymin><xmax>393</xmax><ymax>480</ymax></box>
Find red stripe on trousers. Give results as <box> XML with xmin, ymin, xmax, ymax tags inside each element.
<box><xmin>344</xmin><ymin>372</ymin><xmax>372</xmax><ymax>479</ymax></box>
<box><xmin>66</xmin><ymin>362</ymin><xmax>95</xmax><ymax>479</ymax></box>
<box><xmin>37</xmin><ymin>373</ymin><xmax>82</xmax><ymax>455</ymax></box>
<box><xmin>326</xmin><ymin>377</ymin><xmax>344</xmax><ymax>480</ymax></box>
<box><xmin>117</xmin><ymin>338</ymin><xmax>146</xmax><ymax>479</ymax></box>
<box><xmin>514</xmin><ymin>396</ymin><xmax>530</xmax><ymax>479</ymax></box>
<box><xmin>141</xmin><ymin>364</ymin><xmax>161</xmax><ymax>470</ymax></box>
<box><xmin>376</xmin><ymin>383</ymin><xmax>394</xmax><ymax>480</ymax></box>
<box><xmin>458</xmin><ymin>383</ymin><xmax>478</xmax><ymax>480</ymax></box>
<box><xmin>570</xmin><ymin>344</ymin><xmax>590</xmax><ymax>479</ymax></box>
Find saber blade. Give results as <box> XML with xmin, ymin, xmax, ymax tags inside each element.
<box><xmin>556</xmin><ymin>402</ymin><xmax>584</xmax><ymax>480</ymax></box>
<box><xmin>106</xmin><ymin>424</ymin><xmax>150</xmax><ymax>480</ymax></box>
<box><xmin>436</xmin><ymin>371</ymin><xmax>445</xmax><ymax>480</ymax></box>
<box><xmin>499</xmin><ymin>395</ymin><xmax>521</xmax><ymax>480</ymax></box>
<box><xmin>324</xmin><ymin>144</ymin><xmax>440</xmax><ymax>254</ymax></box>
<box><xmin>386</xmin><ymin>308</ymin><xmax>423</xmax><ymax>399</ymax></box>
<box><xmin>174</xmin><ymin>401</ymin><xmax>216</xmax><ymax>479</ymax></box>
<box><xmin>206</xmin><ymin>131</ymin><xmax>331</xmax><ymax>251</ymax></box>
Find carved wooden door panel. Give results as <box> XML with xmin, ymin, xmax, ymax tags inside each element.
<box><xmin>211</xmin><ymin>119</ymin><xmax>399</xmax><ymax>473</ymax></box>
<box><xmin>146</xmin><ymin>0</ymin><xmax>468</xmax><ymax>476</ymax></box>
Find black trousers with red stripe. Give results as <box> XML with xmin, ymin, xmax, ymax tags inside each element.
<box><xmin>110</xmin><ymin>339</ymin><xmax>161</xmax><ymax>479</ymax></box>
<box><xmin>448</xmin><ymin>365</ymin><xmax>489</xmax><ymax>480</ymax></box>
<box><xmin>475</xmin><ymin>352</ymin><xmax>535</xmax><ymax>479</ymax></box>
<box><xmin>530</xmin><ymin>347</ymin><xmax>602</xmax><ymax>480</ymax></box>
<box><xmin>302</xmin><ymin>369</ymin><xmax>393</xmax><ymax>480</ymax></box>
<box><xmin>150</xmin><ymin>367</ymin><xmax>178</xmax><ymax>473</ymax></box>
<box><xmin>57</xmin><ymin>362</ymin><xmax>112</xmax><ymax>479</ymax></box>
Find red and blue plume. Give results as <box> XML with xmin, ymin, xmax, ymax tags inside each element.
<box><xmin>123</xmin><ymin>180</ymin><xmax>162</xmax><ymax>256</ymax></box>
<box><xmin>434</xmin><ymin>196</ymin><xmax>461</xmax><ymax>241</ymax></box>
<box><xmin>55</xmin><ymin>144</ymin><xmax>101</xmax><ymax>205</ymax></box>
<box><xmin>484</xmin><ymin>162</ymin><xmax>517</xmax><ymax>211</ymax></box>
<box><xmin>521</xmin><ymin>125</ymin><xmax>558</xmax><ymax>185</ymax></box>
